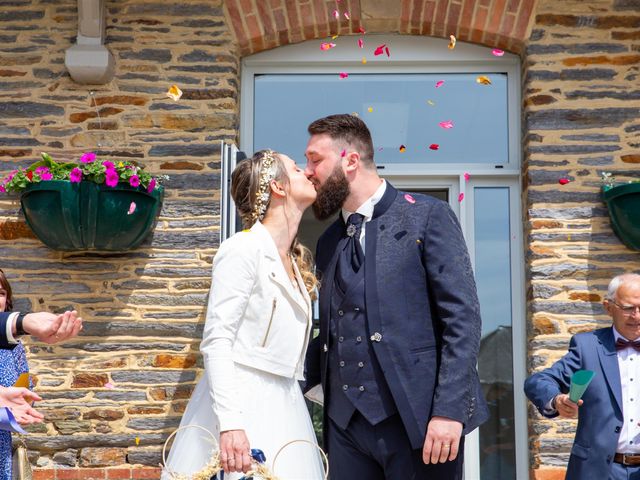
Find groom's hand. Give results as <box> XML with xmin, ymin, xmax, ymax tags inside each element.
<box><xmin>423</xmin><ymin>416</ymin><xmax>463</xmax><ymax>464</ymax></box>
<box><xmin>219</xmin><ymin>429</ymin><xmax>252</xmax><ymax>473</ymax></box>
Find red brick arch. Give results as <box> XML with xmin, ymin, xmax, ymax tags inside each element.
<box><xmin>224</xmin><ymin>0</ymin><xmax>537</xmax><ymax>56</ymax></box>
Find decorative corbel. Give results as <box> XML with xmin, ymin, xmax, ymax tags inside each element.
<box><xmin>64</xmin><ymin>0</ymin><xmax>115</xmax><ymax>84</ymax></box>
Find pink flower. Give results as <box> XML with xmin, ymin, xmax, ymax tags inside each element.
<box><xmin>69</xmin><ymin>167</ymin><xmax>83</xmax><ymax>183</ymax></box>
<box><xmin>105</xmin><ymin>169</ymin><xmax>119</xmax><ymax>187</ymax></box>
<box><xmin>129</xmin><ymin>175</ymin><xmax>140</xmax><ymax>187</ymax></box>
<box><xmin>0</xmin><ymin>185</ymin><xmax>5</xmax><ymax>193</ymax></box>
<box><xmin>102</xmin><ymin>161</ymin><xmax>115</xmax><ymax>169</ymax></box>
<box><xmin>147</xmin><ymin>178</ymin><xmax>156</xmax><ymax>193</ymax></box>
<box><xmin>35</xmin><ymin>166</ymin><xmax>52</xmax><ymax>180</ymax></box>
<box><xmin>80</xmin><ymin>152</ymin><xmax>96</xmax><ymax>163</ymax></box>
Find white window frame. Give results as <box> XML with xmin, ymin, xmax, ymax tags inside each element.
<box><xmin>239</xmin><ymin>35</ymin><xmax>525</xmax><ymax>480</ymax></box>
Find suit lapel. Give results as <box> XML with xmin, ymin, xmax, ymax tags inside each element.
<box><xmin>596</xmin><ymin>327</ymin><xmax>623</xmax><ymax>415</ymax></box>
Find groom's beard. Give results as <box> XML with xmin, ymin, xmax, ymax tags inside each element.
<box><xmin>312</xmin><ymin>165</ymin><xmax>350</xmax><ymax>221</ymax></box>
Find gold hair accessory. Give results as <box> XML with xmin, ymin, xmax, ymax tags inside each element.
<box><xmin>251</xmin><ymin>150</ymin><xmax>278</xmax><ymax>223</ymax></box>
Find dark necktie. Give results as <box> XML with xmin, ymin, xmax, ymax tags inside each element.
<box><xmin>344</xmin><ymin>213</ymin><xmax>365</xmax><ymax>273</ymax></box>
<box><xmin>615</xmin><ymin>338</ymin><xmax>640</xmax><ymax>352</ymax></box>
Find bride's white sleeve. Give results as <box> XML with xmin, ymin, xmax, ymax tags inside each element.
<box><xmin>200</xmin><ymin>236</ymin><xmax>258</xmax><ymax>432</ymax></box>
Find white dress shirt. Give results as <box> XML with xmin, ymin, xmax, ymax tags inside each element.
<box><xmin>613</xmin><ymin>327</ymin><xmax>640</xmax><ymax>453</ymax></box>
<box><xmin>341</xmin><ymin>179</ymin><xmax>387</xmax><ymax>252</ymax></box>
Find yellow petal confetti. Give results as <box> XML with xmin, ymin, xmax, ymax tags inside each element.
<box><xmin>476</xmin><ymin>75</ymin><xmax>492</xmax><ymax>85</ymax></box>
<box><xmin>166</xmin><ymin>85</ymin><xmax>183</xmax><ymax>101</ymax></box>
<box><xmin>367</xmin><ymin>107</ymin><xmax>373</xmax><ymax>113</ymax></box>
<box><xmin>332</xmin><ymin>34</ymin><xmax>339</xmax><ymax>39</ymax></box>
<box><xmin>399</xmin><ymin>145</ymin><xmax>406</xmax><ymax>152</ymax></box>
<box><xmin>14</xmin><ymin>373</ymin><xmax>30</xmax><ymax>388</ymax></box>
<box><xmin>135</xmin><ymin>437</ymin><xmax>140</xmax><ymax>446</ymax></box>
<box><xmin>448</xmin><ymin>34</ymin><xmax>456</xmax><ymax>50</ymax></box>
<box><xmin>362</xmin><ymin>56</ymin><xmax>367</xmax><ymax>64</ymax></box>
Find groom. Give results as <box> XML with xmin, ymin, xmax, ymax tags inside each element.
<box><xmin>303</xmin><ymin>114</ymin><xmax>488</xmax><ymax>479</ymax></box>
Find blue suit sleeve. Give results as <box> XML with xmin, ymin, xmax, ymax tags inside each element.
<box><xmin>422</xmin><ymin>200</ymin><xmax>483</xmax><ymax>424</ymax></box>
<box><xmin>524</xmin><ymin>335</ymin><xmax>581</xmax><ymax>418</ymax></box>
<box><xmin>0</xmin><ymin>312</ymin><xmax>11</xmax><ymax>349</ymax></box>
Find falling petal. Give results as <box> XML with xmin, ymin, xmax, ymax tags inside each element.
<box><xmin>104</xmin><ymin>382</ymin><xmax>114</xmax><ymax>389</ymax></box>
<box><xmin>339</xmin><ymin>72</ymin><xmax>349</xmax><ymax>78</ymax></box>
<box><xmin>127</xmin><ymin>201</ymin><xmax>136</xmax><ymax>215</ymax></box>
<box><xmin>385</xmin><ymin>46</ymin><xmax>390</xmax><ymax>57</ymax></box>
<box><xmin>333</xmin><ymin>9</ymin><xmax>339</xmax><ymax>19</ymax></box>
<box><xmin>340</xmin><ymin>149</ymin><xmax>346</xmax><ymax>157</ymax></box>
<box><xmin>458</xmin><ymin>193</ymin><xmax>464</xmax><ymax>202</ymax></box>
<box><xmin>404</xmin><ymin>194</ymin><xmax>416</xmax><ymax>204</ymax></box>
<box><xmin>429</xmin><ymin>144</ymin><xmax>439</xmax><ymax>150</ymax></box>
<box><xmin>358</xmin><ymin>38</ymin><xmax>364</xmax><ymax>49</ymax></box>
<box><xmin>374</xmin><ymin>44</ymin><xmax>386</xmax><ymax>56</ymax></box>
<box><xmin>332</xmin><ymin>34</ymin><xmax>339</xmax><ymax>39</ymax></box>
<box><xmin>135</xmin><ymin>437</ymin><xmax>140</xmax><ymax>446</ymax></box>
<box><xmin>344</xmin><ymin>12</ymin><xmax>350</xmax><ymax>20</ymax></box>
<box><xmin>492</xmin><ymin>49</ymin><xmax>505</xmax><ymax>57</ymax></box>
<box><xmin>378</xmin><ymin>147</ymin><xmax>384</xmax><ymax>151</ymax></box>
<box><xmin>361</xmin><ymin>56</ymin><xmax>367</xmax><ymax>64</ymax></box>
<box><xmin>439</xmin><ymin>120</ymin><xmax>454</xmax><ymax>129</ymax></box>
<box><xmin>399</xmin><ymin>145</ymin><xmax>406</xmax><ymax>152</ymax></box>
<box><xmin>435</xmin><ymin>80</ymin><xmax>444</xmax><ymax>88</ymax></box>
<box><xmin>559</xmin><ymin>178</ymin><xmax>570</xmax><ymax>185</ymax></box>
<box><xmin>464</xmin><ymin>172</ymin><xmax>470</xmax><ymax>182</ymax></box>
<box><xmin>427</xmin><ymin>100</ymin><xmax>435</xmax><ymax>106</ymax></box>
<box><xmin>358</xmin><ymin>26</ymin><xmax>366</xmax><ymax>34</ymax></box>
<box><xmin>448</xmin><ymin>34</ymin><xmax>457</xmax><ymax>50</ymax></box>
<box><xmin>476</xmin><ymin>75</ymin><xmax>492</xmax><ymax>85</ymax></box>
<box><xmin>320</xmin><ymin>42</ymin><xmax>337</xmax><ymax>51</ymax></box>
<box><xmin>166</xmin><ymin>85</ymin><xmax>182</xmax><ymax>101</ymax></box>
<box><xmin>367</xmin><ymin>107</ymin><xmax>373</xmax><ymax>113</ymax></box>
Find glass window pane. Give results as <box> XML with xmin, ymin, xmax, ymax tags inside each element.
<box><xmin>474</xmin><ymin>187</ymin><xmax>516</xmax><ymax>480</ymax></box>
<box><xmin>254</xmin><ymin>74</ymin><xmax>508</xmax><ymax>165</ymax></box>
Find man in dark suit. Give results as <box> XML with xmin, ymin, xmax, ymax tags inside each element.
<box><xmin>525</xmin><ymin>273</ymin><xmax>640</xmax><ymax>480</ymax></box>
<box><xmin>303</xmin><ymin>114</ymin><xmax>488</xmax><ymax>479</ymax></box>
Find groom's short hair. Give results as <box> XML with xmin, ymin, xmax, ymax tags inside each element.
<box><xmin>308</xmin><ymin>114</ymin><xmax>375</xmax><ymax>167</ymax></box>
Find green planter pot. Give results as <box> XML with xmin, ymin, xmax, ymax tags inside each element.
<box><xmin>20</xmin><ymin>180</ymin><xmax>164</xmax><ymax>251</ymax></box>
<box><xmin>602</xmin><ymin>182</ymin><xmax>640</xmax><ymax>251</ymax></box>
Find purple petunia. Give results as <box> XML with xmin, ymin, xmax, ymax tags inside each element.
<box><xmin>129</xmin><ymin>175</ymin><xmax>140</xmax><ymax>188</ymax></box>
<box><xmin>105</xmin><ymin>169</ymin><xmax>119</xmax><ymax>187</ymax></box>
<box><xmin>69</xmin><ymin>167</ymin><xmax>83</xmax><ymax>183</ymax></box>
<box><xmin>147</xmin><ymin>177</ymin><xmax>156</xmax><ymax>193</ymax></box>
<box><xmin>35</xmin><ymin>166</ymin><xmax>53</xmax><ymax>181</ymax></box>
<box><xmin>80</xmin><ymin>152</ymin><xmax>96</xmax><ymax>163</ymax></box>
<box><xmin>102</xmin><ymin>161</ymin><xmax>115</xmax><ymax>170</ymax></box>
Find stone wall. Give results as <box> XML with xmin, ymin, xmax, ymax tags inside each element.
<box><xmin>523</xmin><ymin>1</ymin><xmax>640</xmax><ymax>479</ymax></box>
<box><xmin>0</xmin><ymin>0</ymin><xmax>639</xmax><ymax>479</ymax></box>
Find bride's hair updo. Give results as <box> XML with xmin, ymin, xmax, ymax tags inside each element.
<box><xmin>231</xmin><ymin>149</ymin><xmax>318</xmax><ymax>299</ymax></box>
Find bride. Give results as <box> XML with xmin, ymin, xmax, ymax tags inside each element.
<box><xmin>162</xmin><ymin>149</ymin><xmax>325</xmax><ymax>479</ymax></box>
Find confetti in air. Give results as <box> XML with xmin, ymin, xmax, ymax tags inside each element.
<box><xmin>458</xmin><ymin>193</ymin><xmax>464</xmax><ymax>202</ymax></box>
<box><xmin>339</xmin><ymin>72</ymin><xmax>349</xmax><ymax>79</ymax></box>
<box><xmin>127</xmin><ymin>202</ymin><xmax>136</xmax><ymax>215</ymax></box>
<box><xmin>320</xmin><ymin>42</ymin><xmax>336</xmax><ymax>51</ymax></box>
<box><xmin>476</xmin><ymin>75</ymin><xmax>492</xmax><ymax>85</ymax></box>
<box><xmin>166</xmin><ymin>85</ymin><xmax>182</xmax><ymax>101</ymax></box>
<box><xmin>429</xmin><ymin>144</ymin><xmax>439</xmax><ymax>150</ymax></box>
<box><xmin>435</xmin><ymin>80</ymin><xmax>445</xmax><ymax>88</ymax></box>
<box><xmin>464</xmin><ymin>172</ymin><xmax>470</xmax><ymax>182</ymax></box>
<box><xmin>559</xmin><ymin>178</ymin><xmax>570</xmax><ymax>185</ymax></box>
<box><xmin>448</xmin><ymin>35</ymin><xmax>457</xmax><ymax>49</ymax></box>
<box><xmin>492</xmin><ymin>49</ymin><xmax>505</xmax><ymax>57</ymax></box>
<box><xmin>399</xmin><ymin>145</ymin><xmax>406</xmax><ymax>152</ymax></box>
<box><xmin>439</xmin><ymin>120</ymin><xmax>454</xmax><ymax>129</ymax></box>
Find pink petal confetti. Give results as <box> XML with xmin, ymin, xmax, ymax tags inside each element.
<box><xmin>127</xmin><ymin>201</ymin><xmax>136</xmax><ymax>215</ymax></box>
<box><xmin>448</xmin><ymin>34</ymin><xmax>457</xmax><ymax>50</ymax></box>
<box><xmin>332</xmin><ymin>9</ymin><xmax>339</xmax><ymax>19</ymax></box>
<box><xmin>339</xmin><ymin>72</ymin><xmax>349</xmax><ymax>79</ymax></box>
<box><xmin>399</xmin><ymin>145</ymin><xmax>406</xmax><ymax>152</ymax></box>
<box><xmin>439</xmin><ymin>120</ymin><xmax>454</xmax><ymax>129</ymax></box>
<box><xmin>358</xmin><ymin>26</ymin><xmax>366</xmax><ymax>34</ymax></box>
<box><xmin>104</xmin><ymin>382</ymin><xmax>114</xmax><ymax>389</ymax></box>
<box><xmin>385</xmin><ymin>46</ymin><xmax>390</xmax><ymax>57</ymax></box>
<box><xmin>458</xmin><ymin>193</ymin><xmax>464</xmax><ymax>202</ymax></box>
<box><xmin>340</xmin><ymin>149</ymin><xmax>346</xmax><ymax>157</ymax></box>
<box><xmin>344</xmin><ymin>12</ymin><xmax>350</xmax><ymax>20</ymax></box>
<box><xmin>404</xmin><ymin>194</ymin><xmax>416</xmax><ymax>204</ymax></box>
<box><xmin>320</xmin><ymin>42</ymin><xmax>336</xmax><ymax>51</ymax></box>
<box><xmin>464</xmin><ymin>172</ymin><xmax>470</xmax><ymax>182</ymax></box>
<box><xmin>374</xmin><ymin>44</ymin><xmax>386</xmax><ymax>56</ymax></box>
<box><xmin>435</xmin><ymin>80</ymin><xmax>445</xmax><ymax>88</ymax></box>
<box><xmin>429</xmin><ymin>144</ymin><xmax>439</xmax><ymax>150</ymax></box>
<box><xmin>492</xmin><ymin>49</ymin><xmax>505</xmax><ymax>57</ymax></box>
<box><xmin>559</xmin><ymin>178</ymin><xmax>570</xmax><ymax>185</ymax></box>
<box><xmin>358</xmin><ymin>38</ymin><xmax>364</xmax><ymax>49</ymax></box>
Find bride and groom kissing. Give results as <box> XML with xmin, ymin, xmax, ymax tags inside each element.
<box><xmin>163</xmin><ymin>114</ymin><xmax>488</xmax><ymax>480</ymax></box>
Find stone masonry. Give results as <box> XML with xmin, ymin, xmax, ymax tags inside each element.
<box><xmin>0</xmin><ymin>0</ymin><xmax>638</xmax><ymax>479</ymax></box>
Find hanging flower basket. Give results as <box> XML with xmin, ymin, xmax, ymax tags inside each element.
<box><xmin>602</xmin><ymin>181</ymin><xmax>640</xmax><ymax>252</ymax></box>
<box><xmin>1</xmin><ymin>152</ymin><xmax>165</xmax><ymax>251</ymax></box>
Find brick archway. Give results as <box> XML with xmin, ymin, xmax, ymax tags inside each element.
<box><xmin>224</xmin><ymin>0</ymin><xmax>537</xmax><ymax>56</ymax></box>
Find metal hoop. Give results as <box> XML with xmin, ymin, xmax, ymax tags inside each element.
<box><xmin>161</xmin><ymin>425</ymin><xmax>220</xmax><ymax>480</ymax></box>
<box><xmin>272</xmin><ymin>439</ymin><xmax>329</xmax><ymax>480</ymax></box>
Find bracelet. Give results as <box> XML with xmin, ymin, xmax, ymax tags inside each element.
<box><xmin>15</xmin><ymin>312</ymin><xmax>27</xmax><ymax>336</ymax></box>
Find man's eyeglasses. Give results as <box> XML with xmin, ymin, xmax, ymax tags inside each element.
<box><xmin>611</xmin><ymin>301</ymin><xmax>640</xmax><ymax>315</ymax></box>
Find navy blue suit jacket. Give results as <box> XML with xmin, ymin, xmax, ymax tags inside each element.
<box><xmin>524</xmin><ymin>327</ymin><xmax>623</xmax><ymax>480</ymax></box>
<box><xmin>0</xmin><ymin>312</ymin><xmax>13</xmax><ymax>349</ymax></box>
<box><xmin>305</xmin><ymin>183</ymin><xmax>488</xmax><ymax>449</ymax></box>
